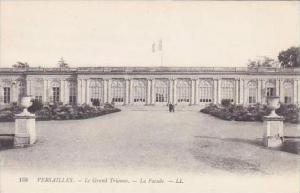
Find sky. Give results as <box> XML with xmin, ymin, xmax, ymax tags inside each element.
<box><xmin>0</xmin><ymin>1</ymin><xmax>299</xmax><ymax>68</ymax></box>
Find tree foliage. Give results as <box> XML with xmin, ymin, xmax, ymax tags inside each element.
<box><xmin>247</xmin><ymin>56</ymin><xmax>278</xmax><ymax>68</ymax></box>
<box><xmin>12</xmin><ymin>62</ymin><xmax>29</xmax><ymax>69</ymax></box>
<box><xmin>278</xmin><ymin>46</ymin><xmax>300</xmax><ymax>68</ymax></box>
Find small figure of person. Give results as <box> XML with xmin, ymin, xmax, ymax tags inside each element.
<box><xmin>171</xmin><ymin>103</ymin><xmax>175</xmax><ymax>112</ymax></box>
<box><xmin>168</xmin><ymin>103</ymin><xmax>172</xmax><ymax>112</ymax></box>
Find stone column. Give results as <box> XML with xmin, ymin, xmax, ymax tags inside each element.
<box><xmin>190</xmin><ymin>79</ymin><xmax>195</xmax><ymax>105</ymax></box>
<box><xmin>173</xmin><ymin>79</ymin><xmax>177</xmax><ymax>105</ymax></box>
<box><xmin>297</xmin><ymin>79</ymin><xmax>300</xmax><ymax>106</ymax></box>
<box><xmin>213</xmin><ymin>79</ymin><xmax>218</xmax><ymax>104</ymax></box>
<box><xmin>129</xmin><ymin>79</ymin><xmax>133</xmax><ymax>104</ymax></box>
<box><xmin>60</xmin><ymin>79</ymin><xmax>64</xmax><ymax>103</ymax></box>
<box><xmin>64</xmin><ymin>80</ymin><xmax>68</xmax><ymax>104</ymax></box>
<box><xmin>77</xmin><ymin>79</ymin><xmax>82</xmax><ymax>105</ymax></box>
<box><xmin>257</xmin><ymin>79</ymin><xmax>262</xmax><ymax>104</ymax></box>
<box><xmin>279</xmin><ymin>79</ymin><xmax>284</xmax><ymax>103</ymax></box>
<box><xmin>276</xmin><ymin>79</ymin><xmax>280</xmax><ymax>97</ymax></box>
<box><xmin>103</xmin><ymin>79</ymin><xmax>108</xmax><ymax>103</ymax></box>
<box><xmin>125</xmin><ymin>79</ymin><xmax>130</xmax><ymax>105</ymax></box>
<box><xmin>146</xmin><ymin>79</ymin><xmax>151</xmax><ymax>105</ymax></box>
<box><xmin>261</xmin><ymin>79</ymin><xmax>266</xmax><ymax>104</ymax></box>
<box><xmin>217</xmin><ymin>79</ymin><xmax>221</xmax><ymax>104</ymax></box>
<box><xmin>293</xmin><ymin>80</ymin><xmax>298</xmax><ymax>105</ymax></box>
<box><xmin>169</xmin><ymin>79</ymin><xmax>173</xmax><ymax>104</ymax></box>
<box><xmin>12</xmin><ymin>82</ymin><xmax>17</xmax><ymax>103</ymax></box>
<box><xmin>86</xmin><ymin>79</ymin><xmax>90</xmax><ymax>105</ymax></box>
<box><xmin>235</xmin><ymin>79</ymin><xmax>239</xmax><ymax>104</ymax></box>
<box><xmin>195</xmin><ymin>79</ymin><xmax>199</xmax><ymax>105</ymax></box>
<box><xmin>239</xmin><ymin>79</ymin><xmax>244</xmax><ymax>105</ymax></box>
<box><xmin>107</xmin><ymin>79</ymin><xmax>112</xmax><ymax>103</ymax></box>
<box><xmin>151</xmin><ymin>79</ymin><xmax>156</xmax><ymax>105</ymax></box>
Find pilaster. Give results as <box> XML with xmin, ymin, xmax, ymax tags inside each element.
<box><xmin>77</xmin><ymin>79</ymin><xmax>82</xmax><ymax>105</ymax></box>
<box><xmin>195</xmin><ymin>79</ymin><xmax>199</xmax><ymax>105</ymax></box>
<box><xmin>257</xmin><ymin>78</ymin><xmax>262</xmax><ymax>104</ymax></box>
<box><xmin>190</xmin><ymin>79</ymin><xmax>195</xmax><ymax>105</ymax></box>
<box><xmin>147</xmin><ymin>79</ymin><xmax>151</xmax><ymax>105</ymax></box>
<box><xmin>217</xmin><ymin>79</ymin><xmax>221</xmax><ymax>104</ymax></box>
<box><xmin>239</xmin><ymin>79</ymin><xmax>244</xmax><ymax>105</ymax></box>
<box><xmin>276</xmin><ymin>79</ymin><xmax>280</xmax><ymax>97</ymax></box>
<box><xmin>173</xmin><ymin>79</ymin><xmax>177</xmax><ymax>104</ymax></box>
<box><xmin>279</xmin><ymin>79</ymin><xmax>284</xmax><ymax>103</ymax></box>
<box><xmin>169</xmin><ymin>79</ymin><xmax>173</xmax><ymax>104</ymax></box>
<box><xmin>151</xmin><ymin>79</ymin><xmax>156</xmax><ymax>105</ymax></box>
<box><xmin>86</xmin><ymin>79</ymin><xmax>90</xmax><ymax>105</ymax></box>
<box><xmin>294</xmin><ymin>79</ymin><xmax>298</xmax><ymax>105</ymax></box>
<box><xmin>235</xmin><ymin>79</ymin><xmax>239</xmax><ymax>104</ymax></box>
<box><xmin>213</xmin><ymin>79</ymin><xmax>218</xmax><ymax>104</ymax></box>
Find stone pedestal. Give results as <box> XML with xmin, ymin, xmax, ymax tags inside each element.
<box><xmin>263</xmin><ymin>116</ymin><xmax>284</xmax><ymax>148</ymax></box>
<box><xmin>14</xmin><ymin>113</ymin><xmax>36</xmax><ymax>147</ymax></box>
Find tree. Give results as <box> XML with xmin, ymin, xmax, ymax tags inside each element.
<box><xmin>278</xmin><ymin>46</ymin><xmax>300</xmax><ymax>68</ymax></box>
<box><xmin>58</xmin><ymin>57</ymin><xmax>69</xmax><ymax>68</ymax></box>
<box><xmin>12</xmin><ymin>62</ymin><xmax>29</xmax><ymax>69</ymax></box>
<box><xmin>247</xmin><ymin>56</ymin><xmax>278</xmax><ymax>68</ymax></box>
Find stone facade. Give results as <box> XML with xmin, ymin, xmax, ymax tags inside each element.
<box><xmin>0</xmin><ymin>67</ymin><xmax>299</xmax><ymax>107</ymax></box>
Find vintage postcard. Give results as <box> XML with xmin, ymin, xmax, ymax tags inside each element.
<box><xmin>0</xmin><ymin>1</ymin><xmax>299</xmax><ymax>193</ymax></box>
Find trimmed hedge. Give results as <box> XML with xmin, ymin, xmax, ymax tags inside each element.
<box><xmin>200</xmin><ymin>103</ymin><xmax>299</xmax><ymax>124</ymax></box>
<box><xmin>0</xmin><ymin>103</ymin><xmax>120</xmax><ymax>122</ymax></box>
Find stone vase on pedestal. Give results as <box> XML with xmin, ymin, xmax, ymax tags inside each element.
<box><xmin>263</xmin><ymin>96</ymin><xmax>284</xmax><ymax>148</ymax></box>
<box><xmin>14</xmin><ymin>96</ymin><xmax>37</xmax><ymax>147</ymax></box>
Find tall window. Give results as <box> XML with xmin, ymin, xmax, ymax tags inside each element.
<box><xmin>111</xmin><ymin>79</ymin><xmax>125</xmax><ymax>103</ymax></box>
<box><xmin>133</xmin><ymin>80</ymin><xmax>146</xmax><ymax>103</ymax></box>
<box><xmin>69</xmin><ymin>82</ymin><xmax>77</xmax><ymax>105</ymax></box>
<box><xmin>90</xmin><ymin>79</ymin><xmax>103</xmax><ymax>105</ymax></box>
<box><xmin>53</xmin><ymin>87</ymin><xmax>60</xmax><ymax>102</ymax></box>
<box><xmin>34</xmin><ymin>80</ymin><xmax>43</xmax><ymax>102</ymax></box>
<box><xmin>283</xmin><ymin>81</ymin><xmax>293</xmax><ymax>104</ymax></box>
<box><xmin>199</xmin><ymin>80</ymin><xmax>213</xmax><ymax>103</ymax></box>
<box><xmin>248</xmin><ymin>81</ymin><xmax>257</xmax><ymax>104</ymax></box>
<box><xmin>155</xmin><ymin>79</ymin><xmax>168</xmax><ymax>103</ymax></box>
<box><xmin>4</xmin><ymin>87</ymin><xmax>10</xmax><ymax>104</ymax></box>
<box><xmin>266</xmin><ymin>81</ymin><xmax>275</xmax><ymax>97</ymax></box>
<box><xmin>177</xmin><ymin>79</ymin><xmax>190</xmax><ymax>103</ymax></box>
<box><xmin>221</xmin><ymin>80</ymin><xmax>235</xmax><ymax>102</ymax></box>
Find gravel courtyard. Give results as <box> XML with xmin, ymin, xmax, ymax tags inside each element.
<box><xmin>0</xmin><ymin>108</ymin><xmax>299</xmax><ymax>175</ymax></box>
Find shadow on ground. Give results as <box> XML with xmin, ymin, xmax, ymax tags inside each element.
<box><xmin>191</xmin><ymin>135</ymin><xmax>299</xmax><ymax>174</ymax></box>
<box><xmin>0</xmin><ymin>135</ymin><xmax>14</xmax><ymax>151</ymax></box>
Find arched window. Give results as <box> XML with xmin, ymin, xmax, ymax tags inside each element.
<box><xmin>89</xmin><ymin>79</ymin><xmax>103</xmax><ymax>105</ymax></box>
<box><xmin>2</xmin><ymin>80</ymin><xmax>11</xmax><ymax>104</ymax></box>
<box><xmin>199</xmin><ymin>80</ymin><xmax>213</xmax><ymax>103</ymax></box>
<box><xmin>51</xmin><ymin>81</ymin><xmax>60</xmax><ymax>103</ymax></box>
<box><xmin>133</xmin><ymin>80</ymin><xmax>146</xmax><ymax>103</ymax></box>
<box><xmin>155</xmin><ymin>79</ymin><xmax>168</xmax><ymax>103</ymax></box>
<box><xmin>177</xmin><ymin>79</ymin><xmax>190</xmax><ymax>103</ymax></box>
<box><xmin>111</xmin><ymin>79</ymin><xmax>125</xmax><ymax>103</ymax></box>
<box><xmin>34</xmin><ymin>80</ymin><xmax>43</xmax><ymax>102</ymax></box>
<box><xmin>248</xmin><ymin>81</ymin><xmax>257</xmax><ymax>104</ymax></box>
<box><xmin>283</xmin><ymin>81</ymin><xmax>293</xmax><ymax>104</ymax></box>
<box><xmin>266</xmin><ymin>81</ymin><xmax>275</xmax><ymax>97</ymax></box>
<box><xmin>221</xmin><ymin>80</ymin><xmax>235</xmax><ymax>102</ymax></box>
<box><xmin>69</xmin><ymin>81</ymin><xmax>77</xmax><ymax>105</ymax></box>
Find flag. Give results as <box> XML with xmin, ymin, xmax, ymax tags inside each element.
<box><xmin>152</xmin><ymin>42</ymin><xmax>156</xmax><ymax>53</ymax></box>
<box><xmin>158</xmin><ymin>39</ymin><xmax>162</xmax><ymax>51</ymax></box>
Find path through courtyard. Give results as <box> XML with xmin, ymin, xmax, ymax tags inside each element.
<box><xmin>0</xmin><ymin>108</ymin><xmax>299</xmax><ymax>175</ymax></box>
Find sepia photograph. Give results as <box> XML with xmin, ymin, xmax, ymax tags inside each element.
<box><xmin>0</xmin><ymin>1</ymin><xmax>299</xmax><ymax>193</ymax></box>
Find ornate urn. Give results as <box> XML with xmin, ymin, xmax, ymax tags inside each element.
<box><xmin>20</xmin><ymin>96</ymin><xmax>33</xmax><ymax>115</ymax></box>
<box><xmin>266</xmin><ymin>96</ymin><xmax>280</xmax><ymax>117</ymax></box>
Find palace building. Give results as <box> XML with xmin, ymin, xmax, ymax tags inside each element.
<box><xmin>0</xmin><ymin>66</ymin><xmax>299</xmax><ymax>107</ymax></box>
